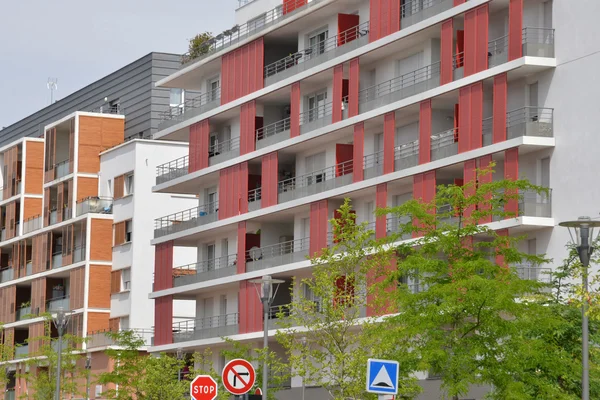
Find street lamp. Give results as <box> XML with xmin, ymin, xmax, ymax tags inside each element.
<box><xmin>177</xmin><ymin>347</ymin><xmax>184</xmax><ymax>382</ymax></box>
<box><xmin>52</xmin><ymin>307</ymin><xmax>71</xmax><ymax>400</ymax></box>
<box><xmin>559</xmin><ymin>216</ymin><xmax>600</xmax><ymax>400</ymax></box>
<box><xmin>85</xmin><ymin>354</ymin><xmax>92</xmax><ymax>400</ymax></box>
<box><xmin>249</xmin><ymin>275</ymin><xmax>284</xmax><ymax>400</ymax></box>
<box><xmin>300</xmin><ymin>337</ymin><xmax>308</xmax><ymax>400</ymax></box>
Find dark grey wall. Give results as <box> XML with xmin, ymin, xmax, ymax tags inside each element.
<box><xmin>0</xmin><ymin>52</ymin><xmax>193</xmax><ymax>147</ymax></box>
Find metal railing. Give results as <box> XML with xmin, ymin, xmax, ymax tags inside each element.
<box><xmin>363</xmin><ymin>150</ymin><xmax>384</xmax><ymax>179</ymax></box>
<box><xmin>159</xmin><ymin>87</ymin><xmax>221</xmax><ymax>124</ymax></box>
<box><xmin>248</xmin><ymin>187</ymin><xmax>262</xmax><ymax>211</ymax></box>
<box><xmin>400</xmin><ymin>0</ymin><xmax>453</xmax><ymax>28</ymax></box>
<box><xmin>256</xmin><ymin>117</ymin><xmax>291</xmax><ymax>148</ymax></box>
<box><xmin>46</xmin><ymin>295</ymin><xmax>70</xmax><ymax>312</ymax></box>
<box><xmin>209</xmin><ymin>136</ymin><xmax>241</xmax><ymax>166</ymax></box>
<box><xmin>522</xmin><ymin>27</ymin><xmax>555</xmax><ymax>57</ymax></box>
<box><xmin>237</xmin><ymin>0</ymin><xmax>257</xmax><ymax>9</ymax></box>
<box><xmin>394</xmin><ymin>139</ymin><xmax>420</xmax><ymax>170</ymax></box>
<box><xmin>264</xmin><ymin>21</ymin><xmax>370</xmax><ymax>82</ymax></box>
<box><xmin>92</xmin><ymin>103</ymin><xmax>123</xmax><ymax>115</ymax></box>
<box><xmin>246</xmin><ymin>237</ymin><xmax>310</xmax><ymax>272</ymax></box>
<box><xmin>156</xmin><ymin>155</ymin><xmax>190</xmax><ymax>185</ymax></box>
<box><xmin>174</xmin><ymin>254</ymin><xmax>238</xmax><ymax>287</ymax></box>
<box><xmin>76</xmin><ymin>197</ymin><xmax>113</xmax><ymax>216</ymax></box>
<box><xmin>299</xmin><ymin>101</ymin><xmax>333</xmax><ymax>130</ymax></box>
<box><xmin>180</xmin><ymin>0</ymin><xmax>326</xmax><ymax>66</ymax></box>
<box><xmin>154</xmin><ymin>201</ymin><xmax>219</xmax><ymax>238</ymax></box>
<box><xmin>86</xmin><ymin>328</ymin><xmax>154</xmax><ymax>349</ymax></box>
<box><xmin>173</xmin><ymin>313</ymin><xmax>239</xmax><ymax>342</ymax></box>
<box><xmin>431</xmin><ymin>128</ymin><xmax>458</xmax><ymax>160</ymax></box>
<box><xmin>507</xmin><ymin>107</ymin><xmax>554</xmax><ymax>138</ymax></box>
<box><xmin>514</xmin><ymin>263</ymin><xmax>552</xmax><ymax>282</ymax></box>
<box><xmin>278</xmin><ymin>159</ymin><xmax>353</xmax><ymax>203</ymax></box>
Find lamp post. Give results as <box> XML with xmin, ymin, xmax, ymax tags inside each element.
<box><xmin>300</xmin><ymin>337</ymin><xmax>308</xmax><ymax>400</ymax></box>
<box><xmin>85</xmin><ymin>354</ymin><xmax>92</xmax><ymax>400</ymax></box>
<box><xmin>559</xmin><ymin>216</ymin><xmax>600</xmax><ymax>400</ymax></box>
<box><xmin>52</xmin><ymin>307</ymin><xmax>70</xmax><ymax>400</ymax></box>
<box><xmin>176</xmin><ymin>348</ymin><xmax>184</xmax><ymax>382</ymax></box>
<box><xmin>249</xmin><ymin>276</ymin><xmax>284</xmax><ymax>400</ymax></box>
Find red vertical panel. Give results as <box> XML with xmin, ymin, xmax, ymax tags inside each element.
<box><xmin>239</xmin><ymin>162</ymin><xmax>249</xmax><ymax>214</ymax></box>
<box><xmin>349</xmin><ymin>58</ymin><xmax>360</xmax><ymax>118</ymax></box>
<box><xmin>154</xmin><ymin>296</ymin><xmax>173</xmax><ymax>345</ymax></box>
<box><xmin>380</xmin><ymin>0</ymin><xmax>390</xmax><ymax>37</ymax></box>
<box><xmin>154</xmin><ymin>241</ymin><xmax>173</xmax><ymax>292</ymax></box>
<box><xmin>237</xmin><ymin>222</ymin><xmax>246</xmax><ymax>273</ymax></box>
<box><xmin>475</xmin><ymin>5</ymin><xmax>489</xmax><ymax>72</ymax></box>
<box><xmin>470</xmin><ymin>82</ymin><xmax>483</xmax><ymax>150</ymax></box>
<box><xmin>367</xmin><ymin>257</ymin><xmax>396</xmax><ymax>317</ymax></box>
<box><xmin>495</xmin><ymin>229</ymin><xmax>509</xmax><ymax>267</ymax></box>
<box><xmin>464</xmin><ymin>10</ymin><xmax>477</xmax><ymax>77</ymax></box>
<box><xmin>188</xmin><ymin>123</ymin><xmax>199</xmax><ymax>172</ymax></box>
<box><xmin>440</xmin><ymin>19</ymin><xmax>454</xmax><ymax>85</ymax></box>
<box><xmin>423</xmin><ymin>171</ymin><xmax>436</xmax><ymax>203</ymax></box>
<box><xmin>218</xmin><ymin>169</ymin><xmax>227</xmax><ymax>219</ymax></box>
<box><xmin>508</xmin><ymin>0</ymin><xmax>524</xmax><ymax>61</ymax></box>
<box><xmin>240</xmin><ymin>101</ymin><xmax>256</xmax><ymax>155</ymax></box>
<box><xmin>319</xmin><ymin>200</ymin><xmax>328</xmax><ymax>251</ymax></box>
<box><xmin>229</xmin><ymin>51</ymin><xmax>236</xmax><ymax>102</ymax></box>
<box><xmin>338</xmin><ymin>14</ymin><xmax>360</xmax><ymax>46</ymax></box>
<box><xmin>504</xmin><ymin>148</ymin><xmax>519</xmax><ymax>218</ymax></box>
<box><xmin>463</xmin><ymin>159</ymin><xmax>477</xmax><ymax>220</ymax></box>
<box><xmin>332</xmin><ymin>65</ymin><xmax>344</xmax><ymax>123</ymax></box>
<box><xmin>310</xmin><ymin>200</ymin><xmax>328</xmax><ymax>256</ymax></box>
<box><xmin>419</xmin><ymin>100</ymin><xmax>432</xmax><ymax>164</ymax></box>
<box><xmin>383</xmin><ymin>112</ymin><xmax>395</xmax><ymax>174</ymax></box>
<box><xmin>456</xmin><ymin>30</ymin><xmax>465</xmax><ymax>68</ymax></box>
<box><xmin>458</xmin><ymin>87</ymin><xmax>471</xmax><ymax>153</ymax></box>
<box><xmin>369</xmin><ymin>0</ymin><xmax>381</xmax><ymax>42</ymax></box>
<box><xmin>291</xmin><ymin>83</ymin><xmax>301</xmax><ymax>137</ymax></box>
<box><xmin>232</xmin><ymin>165</ymin><xmax>240</xmax><ymax>216</ymax></box>
<box><xmin>478</xmin><ymin>155</ymin><xmax>493</xmax><ymax>224</ymax></box>
<box><xmin>412</xmin><ymin>174</ymin><xmax>424</xmax><ymax>238</ymax></box>
<box><xmin>240</xmin><ymin>104</ymin><xmax>248</xmax><ymax>155</ymax></box>
<box><xmin>454</xmin><ymin>0</ymin><xmax>466</xmax><ymax>5</ymax></box>
<box><xmin>493</xmin><ymin>74</ymin><xmax>508</xmax><ymax>143</ymax></box>
<box><xmin>238</xmin><ymin>281</ymin><xmax>262</xmax><ymax>333</ymax></box>
<box><xmin>283</xmin><ymin>0</ymin><xmax>307</xmax><ymax>14</ymax></box>
<box><xmin>390</xmin><ymin>0</ymin><xmax>400</xmax><ymax>33</ymax></box>
<box><xmin>200</xmin><ymin>120</ymin><xmax>209</xmax><ymax>170</ymax></box>
<box><xmin>189</xmin><ymin>121</ymin><xmax>210</xmax><ymax>173</ymax></box>
<box><xmin>235</xmin><ymin>49</ymin><xmax>243</xmax><ymax>100</ymax></box>
<box><xmin>376</xmin><ymin>183</ymin><xmax>387</xmax><ymax>239</ymax></box>
<box><xmin>242</xmin><ymin>47</ymin><xmax>250</xmax><ymax>99</ymax></box>
<box><xmin>255</xmin><ymin>37</ymin><xmax>264</xmax><ymax>92</ymax></box>
<box><xmin>261</xmin><ymin>153</ymin><xmax>278</xmax><ymax>207</ymax></box>
<box><xmin>353</xmin><ymin>123</ymin><xmax>364</xmax><ymax>183</ymax></box>
<box><xmin>336</xmin><ymin>143</ymin><xmax>354</xmax><ymax>177</ymax></box>
<box><xmin>221</xmin><ymin>55</ymin><xmax>229</xmax><ymax>105</ymax></box>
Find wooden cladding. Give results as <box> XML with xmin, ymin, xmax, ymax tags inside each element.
<box><xmin>109</xmin><ymin>317</ymin><xmax>120</xmax><ymax>332</ymax></box>
<box><xmin>5</xmin><ymin>201</ymin><xmax>18</xmax><ymax>239</ymax></box>
<box><xmin>31</xmin><ymin>278</ymin><xmax>47</xmax><ymax>315</ymax></box>
<box><xmin>113</xmin><ymin>175</ymin><xmax>124</xmax><ymax>199</ymax></box>
<box><xmin>78</xmin><ymin>116</ymin><xmax>124</xmax><ymax>173</ymax></box>
<box><xmin>90</xmin><ymin>219</ymin><xmax>112</xmax><ymax>260</ymax></box>
<box><xmin>0</xmin><ymin>285</ymin><xmax>16</xmax><ymax>324</ymax></box>
<box><xmin>113</xmin><ymin>221</ymin><xmax>126</xmax><ymax>247</ymax></box>
<box><xmin>77</xmin><ymin>177</ymin><xmax>98</xmax><ymax>203</ymax></box>
<box><xmin>70</xmin><ymin>267</ymin><xmax>85</xmax><ymax>310</ymax></box>
<box><xmin>110</xmin><ymin>270</ymin><xmax>122</xmax><ymax>294</ymax></box>
<box><xmin>23</xmin><ymin>197</ymin><xmax>43</xmax><ymax>221</ymax></box>
<box><xmin>87</xmin><ymin>312</ymin><xmax>110</xmax><ymax>334</ymax></box>
<box><xmin>24</xmin><ymin>141</ymin><xmax>44</xmax><ymax>194</ymax></box>
<box><xmin>12</xmin><ymin>239</ymin><xmax>30</xmax><ymax>279</ymax></box>
<box><xmin>3</xmin><ymin>145</ymin><xmax>22</xmax><ymax>200</ymax></box>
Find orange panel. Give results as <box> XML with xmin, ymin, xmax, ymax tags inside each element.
<box><xmin>77</xmin><ymin>116</ymin><xmax>124</xmax><ymax>173</ymax></box>
<box><xmin>24</xmin><ymin>141</ymin><xmax>44</xmax><ymax>195</ymax></box>
<box><xmin>87</xmin><ymin>312</ymin><xmax>110</xmax><ymax>334</ymax></box>
<box><xmin>89</xmin><ymin>265</ymin><xmax>111</xmax><ymax>309</ymax></box>
<box><xmin>76</xmin><ymin>177</ymin><xmax>98</xmax><ymax>203</ymax></box>
<box><xmin>90</xmin><ymin>219</ymin><xmax>112</xmax><ymax>261</ymax></box>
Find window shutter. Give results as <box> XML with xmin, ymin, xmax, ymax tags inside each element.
<box><xmin>113</xmin><ymin>221</ymin><xmax>126</xmax><ymax>246</ymax></box>
<box><xmin>110</xmin><ymin>270</ymin><xmax>122</xmax><ymax>294</ymax></box>
<box><xmin>114</xmin><ymin>175</ymin><xmax>124</xmax><ymax>199</ymax></box>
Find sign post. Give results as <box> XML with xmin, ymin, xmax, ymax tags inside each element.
<box><xmin>190</xmin><ymin>375</ymin><xmax>218</xmax><ymax>400</ymax></box>
<box><xmin>222</xmin><ymin>359</ymin><xmax>256</xmax><ymax>396</ymax></box>
<box><xmin>366</xmin><ymin>359</ymin><xmax>399</xmax><ymax>397</ymax></box>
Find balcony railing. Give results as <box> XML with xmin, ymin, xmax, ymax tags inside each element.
<box><xmin>16</xmin><ymin>305</ymin><xmax>32</xmax><ymax>321</ymax></box>
<box><xmin>52</xmin><ymin>252</ymin><xmax>63</xmax><ymax>269</ymax></box>
<box><xmin>86</xmin><ymin>328</ymin><xmax>154</xmax><ymax>349</ymax></box>
<box><xmin>431</xmin><ymin>128</ymin><xmax>458</xmax><ymax>161</ymax></box>
<box><xmin>173</xmin><ymin>313</ymin><xmax>239</xmax><ymax>342</ymax></box>
<box><xmin>400</xmin><ymin>0</ymin><xmax>453</xmax><ymax>28</ymax></box>
<box><xmin>156</xmin><ymin>155</ymin><xmax>190</xmax><ymax>185</ymax></box>
<box><xmin>299</xmin><ymin>102</ymin><xmax>333</xmax><ymax>134</ymax></box>
<box><xmin>359</xmin><ymin>62</ymin><xmax>441</xmax><ymax>114</ymax></box>
<box><xmin>0</xmin><ymin>267</ymin><xmax>13</xmax><ymax>283</ymax></box>
<box><xmin>394</xmin><ymin>139</ymin><xmax>420</xmax><ymax>171</ymax></box>
<box><xmin>482</xmin><ymin>107</ymin><xmax>554</xmax><ymax>145</ymax></box>
<box><xmin>248</xmin><ymin>187</ymin><xmax>262</xmax><ymax>212</ymax></box>
<box><xmin>246</xmin><ymin>237</ymin><xmax>310</xmax><ymax>272</ymax></box>
<box><xmin>53</xmin><ymin>159</ymin><xmax>71</xmax><ymax>180</ymax></box>
<box><xmin>154</xmin><ymin>201</ymin><xmax>219</xmax><ymax>238</ymax></box>
<box><xmin>15</xmin><ymin>344</ymin><xmax>29</xmax><ymax>359</ymax></box>
<box><xmin>47</xmin><ymin>295</ymin><xmax>70</xmax><ymax>312</ymax></box>
<box><xmin>264</xmin><ymin>21</ymin><xmax>371</xmax><ymax>85</ymax></box>
<box><xmin>514</xmin><ymin>263</ymin><xmax>552</xmax><ymax>282</ymax></box>
<box><xmin>363</xmin><ymin>150</ymin><xmax>384</xmax><ymax>180</ymax></box>
<box><xmin>256</xmin><ymin>118</ymin><xmax>291</xmax><ymax>149</ymax></box>
<box><xmin>158</xmin><ymin>88</ymin><xmax>221</xmax><ymax>129</ymax></box>
<box><xmin>23</xmin><ymin>215</ymin><xmax>42</xmax><ymax>234</ymax></box>
<box><xmin>209</xmin><ymin>137</ymin><xmax>240</xmax><ymax>166</ymax></box>
<box><xmin>518</xmin><ymin>189</ymin><xmax>552</xmax><ymax>218</ymax></box>
<box><xmin>5</xmin><ymin>389</ymin><xmax>15</xmax><ymax>400</ymax></box>
<box><xmin>278</xmin><ymin>159</ymin><xmax>353</xmax><ymax>203</ymax></box>
<box><xmin>173</xmin><ymin>254</ymin><xmax>238</xmax><ymax>287</ymax></box>
<box><xmin>522</xmin><ymin>27</ymin><xmax>555</xmax><ymax>57</ymax></box>
<box><xmin>76</xmin><ymin>197</ymin><xmax>113</xmax><ymax>216</ymax></box>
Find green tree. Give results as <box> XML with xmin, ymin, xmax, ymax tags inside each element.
<box><xmin>18</xmin><ymin>319</ymin><xmax>87</xmax><ymax>400</ymax></box>
<box><xmin>277</xmin><ymin>199</ymin><xmax>420</xmax><ymax>400</ymax></box>
<box><xmin>373</xmin><ymin>165</ymin><xmax>557</xmax><ymax>399</ymax></box>
<box><xmin>183</xmin><ymin>32</ymin><xmax>213</xmax><ymax>63</ymax></box>
<box><xmin>0</xmin><ymin>325</ymin><xmax>14</xmax><ymax>392</ymax></box>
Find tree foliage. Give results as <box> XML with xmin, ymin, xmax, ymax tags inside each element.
<box><xmin>183</xmin><ymin>32</ymin><xmax>213</xmax><ymax>63</ymax></box>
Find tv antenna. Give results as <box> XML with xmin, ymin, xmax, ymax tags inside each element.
<box><xmin>47</xmin><ymin>78</ymin><xmax>58</xmax><ymax>104</ymax></box>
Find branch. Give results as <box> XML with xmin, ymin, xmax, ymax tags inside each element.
<box><xmin>460</xmin><ymin>298</ymin><xmax>487</xmax><ymax>339</ymax></box>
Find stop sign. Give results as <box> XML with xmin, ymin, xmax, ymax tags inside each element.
<box><xmin>190</xmin><ymin>375</ymin><xmax>218</xmax><ymax>400</ymax></box>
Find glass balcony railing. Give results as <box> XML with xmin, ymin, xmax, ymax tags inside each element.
<box><xmin>47</xmin><ymin>295</ymin><xmax>70</xmax><ymax>312</ymax></box>
<box><xmin>482</xmin><ymin>107</ymin><xmax>554</xmax><ymax>145</ymax></box>
<box><xmin>173</xmin><ymin>254</ymin><xmax>238</xmax><ymax>287</ymax></box>
<box><xmin>86</xmin><ymin>328</ymin><xmax>154</xmax><ymax>349</ymax></box>
<box><xmin>173</xmin><ymin>313</ymin><xmax>239</xmax><ymax>342</ymax></box>
<box><xmin>23</xmin><ymin>215</ymin><xmax>42</xmax><ymax>234</ymax></box>
<box><xmin>246</xmin><ymin>237</ymin><xmax>310</xmax><ymax>273</ymax></box>
<box><xmin>154</xmin><ymin>201</ymin><xmax>219</xmax><ymax>238</ymax></box>
<box><xmin>0</xmin><ymin>267</ymin><xmax>13</xmax><ymax>283</ymax></box>
<box><xmin>514</xmin><ymin>263</ymin><xmax>552</xmax><ymax>282</ymax></box>
<box><xmin>76</xmin><ymin>197</ymin><xmax>113</xmax><ymax>216</ymax></box>
<box><xmin>15</xmin><ymin>344</ymin><xmax>29</xmax><ymax>359</ymax></box>
<box><xmin>54</xmin><ymin>159</ymin><xmax>71</xmax><ymax>180</ymax></box>
<box><xmin>16</xmin><ymin>305</ymin><xmax>31</xmax><ymax>321</ymax></box>
<box><xmin>52</xmin><ymin>252</ymin><xmax>63</xmax><ymax>269</ymax></box>
<box><xmin>5</xmin><ymin>389</ymin><xmax>16</xmax><ymax>400</ymax></box>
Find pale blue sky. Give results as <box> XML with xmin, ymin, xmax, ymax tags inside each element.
<box><xmin>0</xmin><ymin>0</ymin><xmax>234</xmax><ymax>128</ymax></box>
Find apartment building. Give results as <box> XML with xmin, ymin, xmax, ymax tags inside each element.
<box><xmin>148</xmin><ymin>0</ymin><xmax>594</xmax><ymax>397</ymax></box>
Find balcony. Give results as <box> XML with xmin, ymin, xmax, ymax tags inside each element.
<box><xmin>5</xmin><ymin>389</ymin><xmax>15</xmax><ymax>400</ymax></box>
<box><xmin>514</xmin><ymin>263</ymin><xmax>552</xmax><ymax>282</ymax></box>
<box><xmin>156</xmin><ymin>155</ymin><xmax>190</xmax><ymax>185</ymax></box>
<box><xmin>23</xmin><ymin>215</ymin><xmax>42</xmax><ymax>234</ymax></box>
<box><xmin>87</xmin><ymin>328</ymin><xmax>154</xmax><ymax>349</ymax></box>
<box><xmin>154</xmin><ymin>201</ymin><xmax>219</xmax><ymax>238</ymax></box>
<box><xmin>173</xmin><ymin>313</ymin><xmax>239</xmax><ymax>342</ymax></box>
<box><xmin>76</xmin><ymin>197</ymin><xmax>113</xmax><ymax>216</ymax></box>
<box><xmin>431</xmin><ymin>128</ymin><xmax>458</xmax><ymax>161</ymax></box>
<box><xmin>209</xmin><ymin>137</ymin><xmax>240</xmax><ymax>166</ymax></box>
<box><xmin>299</xmin><ymin>101</ymin><xmax>333</xmax><ymax>135</ymax></box>
<box><xmin>256</xmin><ymin>118</ymin><xmax>291</xmax><ymax>150</ymax></box>
<box><xmin>47</xmin><ymin>295</ymin><xmax>70</xmax><ymax>312</ymax></box>
<box><xmin>16</xmin><ymin>305</ymin><xmax>32</xmax><ymax>321</ymax></box>
<box><xmin>15</xmin><ymin>344</ymin><xmax>29</xmax><ymax>359</ymax></box>
<box><xmin>248</xmin><ymin>187</ymin><xmax>262</xmax><ymax>212</ymax></box>
<box><xmin>264</xmin><ymin>21</ymin><xmax>371</xmax><ymax>86</ymax></box>
<box><xmin>277</xmin><ymin>159</ymin><xmax>353</xmax><ymax>203</ymax></box>
<box><xmin>158</xmin><ymin>88</ymin><xmax>221</xmax><ymax>130</ymax></box>
<box><xmin>363</xmin><ymin>151</ymin><xmax>383</xmax><ymax>180</ymax></box>
<box><xmin>246</xmin><ymin>237</ymin><xmax>310</xmax><ymax>272</ymax></box>
<box><xmin>173</xmin><ymin>254</ymin><xmax>238</xmax><ymax>287</ymax></box>
<box><xmin>0</xmin><ymin>267</ymin><xmax>13</xmax><ymax>283</ymax></box>
<box><xmin>482</xmin><ymin>107</ymin><xmax>554</xmax><ymax>145</ymax></box>
<box><xmin>518</xmin><ymin>189</ymin><xmax>552</xmax><ymax>218</ymax></box>
<box><xmin>394</xmin><ymin>139</ymin><xmax>420</xmax><ymax>170</ymax></box>
<box><xmin>52</xmin><ymin>252</ymin><xmax>63</xmax><ymax>269</ymax></box>
<box><xmin>53</xmin><ymin>159</ymin><xmax>71</xmax><ymax>181</ymax></box>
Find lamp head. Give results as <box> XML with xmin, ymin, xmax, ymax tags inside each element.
<box><xmin>177</xmin><ymin>348</ymin><xmax>184</xmax><ymax>360</ymax></box>
<box><xmin>249</xmin><ymin>275</ymin><xmax>284</xmax><ymax>303</ymax></box>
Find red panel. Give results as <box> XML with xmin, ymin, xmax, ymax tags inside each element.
<box><xmin>419</xmin><ymin>100</ymin><xmax>432</xmax><ymax>164</ymax></box>
<box><xmin>508</xmin><ymin>0</ymin><xmax>524</xmax><ymax>61</ymax></box>
<box><xmin>504</xmin><ymin>148</ymin><xmax>519</xmax><ymax>218</ymax></box>
<box><xmin>456</xmin><ymin>30</ymin><xmax>465</xmax><ymax>68</ymax></box>
<box><xmin>380</xmin><ymin>0</ymin><xmax>390</xmax><ymax>37</ymax></box>
<box><xmin>470</xmin><ymin>82</ymin><xmax>483</xmax><ymax>150</ymax></box>
<box><xmin>475</xmin><ymin>5</ymin><xmax>489</xmax><ymax>73</ymax></box>
<box><xmin>412</xmin><ymin>174</ymin><xmax>424</xmax><ymax>238</ymax></box>
<box><xmin>310</xmin><ymin>200</ymin><xmax>328</xmax><ymax>256</ymax></box>
<box><xmin>332</xmin><ymin>64</ymin><xmax>344</xmax><ymax>123</ymax></box>
<box><xmin>390</xmin><ymin>0</ymin><xmax>400</xmax><ymax>34</ymax></box>
<box><xmin>338</xmin><ymin>14</ymin><xmax>360</xmax><ymax>46</ymax></box>
<box><xmin>352</xmin><ymin>123</ymin><xmax>364</xmax><ymax>183</ymax></box>
<box><xmin>220</xmin><ymin>39</ymin><xmax>264</xmax><ymax>105</ymax></box>
<box><xmin>154</xmin><ymin>241</ymin><xmax>173</xmax><ymax>292</ymax></box>
<box><xmin>261</xmin><ymin>153</ymin><xmax>278</xmax><ymax>207</ymax></box>
<box><xmin>189</xmin><ymin>120</ymin><xmax>210</xmax><ymax>172</ymax></box>
<box><xmin>493</xmin><ymin>74</ymin><xmax>508</xmax><ymax>143</ymax></box>
<box><xmin>349</xmin><ymin>58</ymin><xmax>360</xmax><ymax>118</ymax></box>
<box><xmin>440</xmin><ymin>19</ymin><xmax>454</xmax><ymax>85</ymax></box>
<box><xmin>221</xmin><ymin>55</ymin><xmax>229</xmax><ymax>105</ymax></box>
<box><xmin>478</xmin><ymin>155</ymin><xmax>493</xmax><ymax>224</ymax></box>
<box><xmin>254</xmin><ymin>37</ymin><xmax>265</xmax><ymax>92</ymax></box>
<box><xmin>238</xmin><ymin>281</ymin><xmax>262</xmax><ymax>333</ymax></box>
<box><xmin>423</xmin><ymin>171</ymin><xmax>436</xmax><ymax>203</ymax></box>
<box><xmin>376</xmin><ymin>183</ymin><xmax>387</xmax><ymax>239</ymax></box>
<box><xmin>458</xmin><ymin>87</ymin><xmax>471</xmax><ymax>153</ymax></box>
<box><xmin>454</xmin><ymin>0</ymin><xmax>466</xmax><ymax>5</ymax></box>
<box><xmin>463</xmin><ymin>159</ymin><xmax>477</xmax><ymax>220</ymax></box>
<box><xmin>283</xmin><ymin>0</ymin><xmax>307</xmax><ymax>14</ymax></box>
<box><xmin>154</xmin><ymin>296</ymin><xmax>173</xmax><ymax>345</ymax></box>
<box><xmin>241</xmin><ymin>46</ymin><xmax>250</xmax><ymax>99</ymax></box>
<box><xmin>369</xmin><ymin>0</ymin><xmax>381</xmax><ymax>42</ymax></box>
<box><xmin>336</xmin><ymin>143</ymin><xmax>354</xmax><ymax>177</ymax></box>
<box><xmin>291</xmin><ymin>83</ymin><xmax>301</xmax><ymax>137</ymax></box>
<box><xmin>319</xmin><ymin>200</ymin><xmax>328</xmax><ymax>251</ymax></box>
<box><xmin>239</xmin><ymin>162</ymin><xmax>249</xmax><ymax>214</ymax></box>
<box><xmin>366</xmin><ymin>257</ymin><xmax>395</xmax><ymax>317</ymax></box>
<box><xmin>237</xmin><ymin>222</ymin><xmax>246</xmax><ymax>273</ymax></box>
<box><xmin>495</xmin><ymin>229</ymin><xmax>509</xmax><ymax>267</ymax></box>
<box><xmin>240</xmin><ymin>101</ymin><xmax>257</xmax><ymax>155</ymax></box>
<box><xmin>383</xmin><ymin>112</ymin><xmax>395</xmax><ymax>174</ymax></box>
<box><xmin>464</xmin><ymin>10</ymin><xmax>477</xmax><ymax>77</ymax></box>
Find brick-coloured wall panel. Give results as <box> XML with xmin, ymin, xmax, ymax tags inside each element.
<box><xmin>24</xmin><ymin>141</ymin><xmax>44</xmax><ymax>195</ymax></box>
<box><xmin>78</xmin><ymin>116</ymin><xmax>125</xmax><ymax>173</ymax></box>
<box><xmin>31</xmin><ymin>278</ymin><xmax>46</xmax><ymax>316</ymax></box>
<box><xmin>70</xmin><ymin>267</ymin><xmax>85</xmax><ymax>310</ymax></box>
<box><xmin>0</xmin><ymin>285</ymin><xmax>16</xmax><ymax>323</ymax></box>
<box><xmin>89</xmin><ymin>265</ymin><xmax>111</xmax><ymax>309</ymax></box>
<box><xmin>90</xmin><ymin>219</ymin><xmax>112</xmax><ymax>261</ymax></box>
<box><xmin>76</xmin><ymin>177</ymin><xmax>98</xmax><ymax>203</ymax></box>
<box><xmin>110</xmin><ymin>270</ymin><xmax>121</xmax><ymax>294</ymax></box>
<box><xmin>23</xmin><ymin>197</ymin><xmax>43</xmax><ymax>221</ymax></box>
<box><xmin>87</xmin><ymin>312</ymin><xmax>110</xmax><ymax>334</ymax></box>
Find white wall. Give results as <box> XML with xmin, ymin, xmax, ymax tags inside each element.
<box><xmin>235</xmin><ymin>0</ymin><xmax>281</xmax><ymax>26</ymax></box>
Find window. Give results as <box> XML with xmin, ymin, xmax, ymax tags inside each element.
<box><xmin>122</xmin><ymin>268</ymin><xmax>131</xmax><ymax>291</ymax></box>
<box><xmin>206</xmin><ymin>243</ymin><xmax>216</xmax><ymax>270</ymax></box>
<box><xmin>124</xmin><ymin>173</ymin><xmax>134</xmax><ymax>196</ymax></box>
<box><xmin>208</xmin><ymin>78</ymin><xmax>220</xmax><ymax>102</ymax></box>
<box><xmin>169</xmin><ymin>88</ymin><xmax>185</xmax><ymax>108</ymax></box>
<box><xmin>125</xmin><ymin>220</ymin><xmax>133</xmax><ymax>243</ymax></box>
<box><xmin>308</xmin><ymin>29</ymin><xmax>328</xmax><ymax>58</ymax></box>
<box><xmin>107</xmin><ymin>179</ymin><xmax>113</xmax><ymax>197</ymax></box>
<box><xmin>307</xmin><ymin>91</ymin><xmax>327</xmax><ymax>121</ymax></box>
